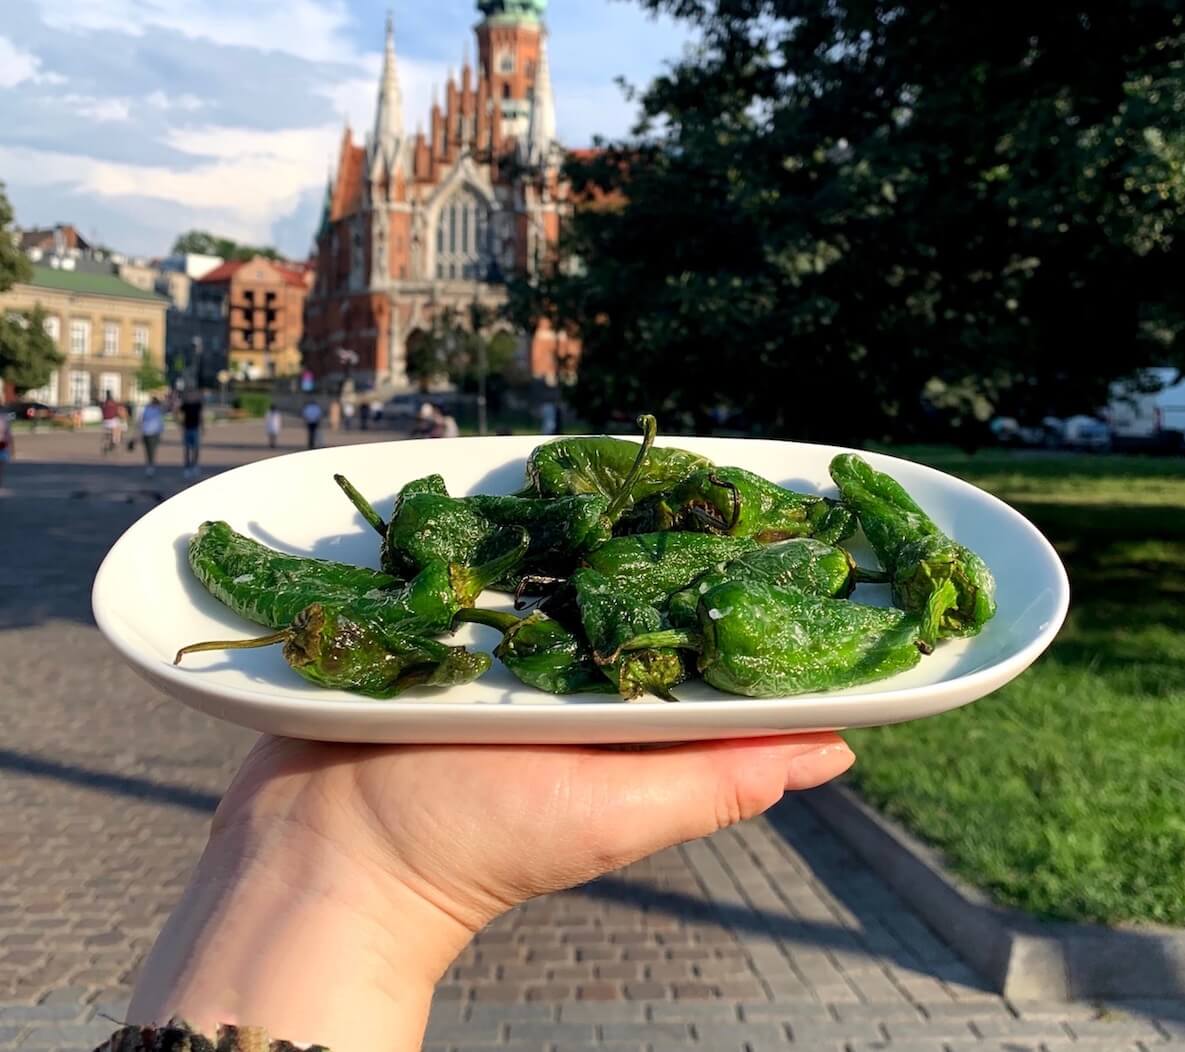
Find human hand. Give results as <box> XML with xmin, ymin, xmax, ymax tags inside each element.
<box><xmin>129</xmin><ymin>734</ymin><xmax>853</xmax><ymax>1051</ymax></box>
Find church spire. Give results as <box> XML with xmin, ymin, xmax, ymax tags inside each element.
<box><xmin>524</xmin><ymin>31</ymin><xmax>557</xmax><ymax>166</ymax></box>
<box><xmin>371</xmin><ymin>12</ymin><xmax>403</xmax><ymax>171</ymax></box>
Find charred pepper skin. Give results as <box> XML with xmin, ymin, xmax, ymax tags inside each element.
<box><xmin>694</xmin><ymin>580</ymin><xmax>923</xmax><ymax>696</ymax></box>
<box><xmin>621</xmin><ymin>466</ymin><xmax>855</xmax><ymax>544</ymax></box>
<box><xmin>570</xmin><ymin>568</ymin><xmax>686</xmax><ymax>701</ymax></box>
<box><xmin>620</xmin><ymin>580</ymin><xmax>923</xmax><ymax>697</ymax></box>
<box><xmin>829</xmin><ymin>453</ymin><xmax>996</xmax><ymax>647</ymax></box>
<box><xmin>187</xmin><ymin>520</ymin><xmax>526</xmax><ymax>634</ymax></box>
<box><xmin>666</xmin><ymin>538</ymin><xmax>867</xmax><ymax>628</ymax></box>
<box><xmin>455</xmin><ymin>608</ymin><xmax>615</xmax><ymax>695</ymax></box>
<box><xmin>522</xmin><ymin>431</ymin><xmax>710</xmax><ymax>510</ymax></box>
<box><xmin>580</xmin><ymin>532</ymin><xmax>761</xmax><ymax>607</ymax></box>
<box><xmin>176</xmin><ymin>603</ymin><xmax>490</xmax><ymax>699</ymax></box>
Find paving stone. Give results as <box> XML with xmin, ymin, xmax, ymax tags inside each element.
<box><xmin>1065</xmin><ymin>1019</ymin><xmax>1166</xmax><ymax>1040</ymax></box>
<box><xmin>0</xmin><ymin>449</ymin><xmax>1115</xmax><ymax>1052</ymax></box>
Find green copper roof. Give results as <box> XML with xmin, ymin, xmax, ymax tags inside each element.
<box><xmin>477</xmin><ymin>0</ymin><xmax>546</xmax><ymax>21</ymax></box>
<box><xmin>25</xmin><ymin>265</ymin><xmax>168</xmax><ymax>304</ymax></box>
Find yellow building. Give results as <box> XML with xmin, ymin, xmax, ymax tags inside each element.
<box><xmin>1</xmin><ymin>266</ymin><xmax>168</xmax><ymax>406</ymax></box>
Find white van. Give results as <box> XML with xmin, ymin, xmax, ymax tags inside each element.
<box><xmin>1105</xmin><ymin>367</ymin><xmax>1185</xmax><ymax>452</ymax></box>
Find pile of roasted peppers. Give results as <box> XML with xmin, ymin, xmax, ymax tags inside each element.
<box><xmin>175</xmin><ymin>416</ymin><xmax>997</xmax><ymax>701</ymax></box>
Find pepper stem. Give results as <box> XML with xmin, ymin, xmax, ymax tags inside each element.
<box><xmin>454</xmin><ymin>607</ymin><xmax>521</xmax><ymax>634</ymax></box>
<box><xmin>603</xmin><ymin>414</ymin><xmax>658</xmax><ymax>522</ymax></box>
<box><xmin>600</xmin><ymin>628</ymin><xmax>704</xmax><ymax>665</ymax></box>
<box><xmin>174</xmin><ymin>629</ymin><xmax>290</xmax><ymax>665</ymax></box>
<box><xmin>450</xmin><ymin>527</ymin><xmax>530</xmax><ymax>605</ymax></box>
<box><xmin>334</xmin><ymin>474</ymin><xmax>387</xmax><ymax>537</ymax></box>
<box><xmin>853</xmin><ymin>566</ymin><xmax>890</xmax><ymax>585</ymax></box>
<box><xmin>920</xmin><ymin>578</ymin><xmax>959</xmax><ymax>649</ymax></box>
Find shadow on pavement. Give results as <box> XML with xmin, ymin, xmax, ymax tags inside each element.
<box><xmin>0</xmin><ymin>747</ymin><xmax>220</xmax><ymax>813</ymax></box>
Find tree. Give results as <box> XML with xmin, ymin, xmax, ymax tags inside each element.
<box><xmin>514</xmin><ymin>2</ymin><xmax>1185</xmax><ymax>441</ymax></box>
<box><xmin>0</xmin><ymin>182</ymin><xmax>30</xmax><ymax>294</ymax></box>
<box><xmin>0</xmin><ymin>305</ymin><xmax>64</xmax><ymax>395</ymax></box>
<box><xmin>171</xmin><ymin>230</ymin><xmax>281</xmax><ymax>262</ymax></box>
<box><xmin>0</xmin><ymin>185</ymin><xmax>63</xmax><ymax>395</ymax></box>
<box><xmin>135</xmin><ymin>360</ymin><xmax>167</xmax><ymax>394</ymax></box>
<box><xmin>405</xmin><ymin>307</ymin><xmax>528</xmax><ymax>392</ymax></box>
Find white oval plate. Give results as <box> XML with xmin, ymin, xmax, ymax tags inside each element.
<box><xmin>92</xmin><ymin>436</ymin><xmax>1068</xmax><ymax>744</ymax></box>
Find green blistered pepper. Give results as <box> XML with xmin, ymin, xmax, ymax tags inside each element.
<box><xmin>455</xmin><ymin>608</ymin><xmax>615</xmax><ymax>695</ymax></box>
<box><xmin>187</xmin><ymin>520</ymin><xmax>526</xmax><ymax>634</ymax></box>
<box><xmin>175</xmin><ymin>603</ymin><xmax>490</xmax><ymax>698</ymax></box>
<box><xmin>579</xmin><ymin>532</ymin><xmax>761</xmax><ymax>606</ymax></box>
<box><xmin>619</xmin><ymin>579</ymin><xmax>923</xmax><ymax>697</ymax></box>
<box><xmin>829</xmin><ymin>453</ymin><xmax>996</xmax><ymax>647</ymax></box>
<box><xmin>620</xmin><ymin>466</ymin><xmax>855</xmax><ymax>545</ymax></box>
<box><xmin>337</xmin><ymin>418</ymin><xmax>658</xmax><ymax>584</ymax></box>
<box><xmin>521</xmin><ymin>420</ymin><xmax>710</xmax><ymax>511</ymax></box>
<box><xmin>667</xmin><ymin>538</ymin><xmax>887</xmax><ymax>628</ymax></box>
<box><xmin>570</xmin><ymin>568</ymin><xmax>686</xmax><ymax>701</ymax></box>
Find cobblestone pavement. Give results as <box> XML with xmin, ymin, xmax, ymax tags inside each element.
<box><xmin>2</xmin><ymin>433</ymin><xmax>1182</xmax><ymax>1050</ymax></box>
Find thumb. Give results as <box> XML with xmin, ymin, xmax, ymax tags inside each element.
<box><xmin>575</xmin><ymin>733</ymin><xmax>854</xmax><ymax>874</ymax></box>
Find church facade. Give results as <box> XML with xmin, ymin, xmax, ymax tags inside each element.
<box><xmin>302</xmin><ymin>0</ymin><xmax>572</xmax><ymax>390</ymax></box>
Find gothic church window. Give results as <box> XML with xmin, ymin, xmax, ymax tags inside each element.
<box><xmin>435</xmin><ymin>186</ymin><xmax>493</xmax><ymax>281</ymax></box>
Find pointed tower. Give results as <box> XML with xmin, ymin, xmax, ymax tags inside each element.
<box><xmin>370</xmin><ymin>12</ymin><xmax>404</xmax><ymax>177</ymax></box>
<box><xmin>524</xmin><ymin>31</ymin><xmax>556</xmax><ymax>166</ymax></box>
<box><xmin>475</xmin><ymin>0</ymin><xmax>547</xmax><ymax>141</ymax></box>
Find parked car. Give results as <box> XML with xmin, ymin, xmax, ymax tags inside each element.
<box><xmin>3</xmin><ymin>400</ymin><xmax>54</xmax><ymax>422</ymax></box>
<box><xmin>1104</xmin><ymin>367</ymin><xmax>1185</xmax><ymax>453</ymax></box>
<box><xmin>989</xmin><ymin>417</ymin><xmax>1046</xmax><ymax>447</ymax></box>
<box><xmin>1058</xmin><ymin>414</ymin><xmax>1112</xmax><ymax>452</ymax></box>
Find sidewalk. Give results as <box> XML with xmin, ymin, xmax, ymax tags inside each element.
<box><xmin>1</xmin><ymin>450</ymin><xmax>1179</xmax><ymax>1051</ymax></box>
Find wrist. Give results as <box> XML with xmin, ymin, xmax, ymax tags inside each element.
<box><xmin>128</xmin><ymin>805</ymin><xmax>473</xmax><ymax>1052</ymax></box>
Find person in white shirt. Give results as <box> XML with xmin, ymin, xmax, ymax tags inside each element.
<box><xmin>139</xmin><ymin>397</ymin><xmax>165</xmax><ymax>477</ymax></box>
<box><xmin>265</xmin><ymin>405</ymin><xmax>283</xmax><ymax>449</ymax></box>
<box><xmin>302</xmin><ymin>399</ymin><xmax>323</xmax><ymax>450</ymax></box>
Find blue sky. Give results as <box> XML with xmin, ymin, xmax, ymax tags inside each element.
<box><xmin>0</xmin><ymin>0</ymin><xmax>690</xmax><ymax>259</ymax></box>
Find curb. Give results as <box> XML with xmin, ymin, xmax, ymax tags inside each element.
<box><xmin>802</xmin><ymin>783</ymin><xmax>1185</xmax><ymax>1000</ymax></box>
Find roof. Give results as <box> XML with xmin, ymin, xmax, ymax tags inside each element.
<box><xmin>24</xmin><ymin>265</ymin><xmax>168</xmax><ymax>303</ymax></box>
<box><xmin>197</xmin><ymin>257</ymin><xmax>310</xmax><ymax>288</ymax></box>
<box><xmin>331</xmin><ymin>141</ymin><xmax>366</xmax><ymax>221</ymax></box>
<box><xmin>19</xmin><ymin>225</ymin><xmax>90</xmax><ymax>253</ymax></box>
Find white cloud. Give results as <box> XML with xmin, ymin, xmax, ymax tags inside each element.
<box><xmin>0</xmin><ymin>34</ymin><xmax>64</xmax><ymax>87</ymax></box>
<box><xmin>62</xmin><ymin>94</ymin><xmax>131</xmax><ymax>122</ymax></box>
<box><xmin>145</xmin><ymin>90</ymin><xmax>204</xmax><ymax>112</ymax></box>
<box><xmin>0</xmin><ymin>122</ymin><xmax>341</xmax><ymax>246</ymax></box>
<box><xmin>37</xmin><ymin>0</ymin><xmax>360</xmax><ymax>64</ymax></box>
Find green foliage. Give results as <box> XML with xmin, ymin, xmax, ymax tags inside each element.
<box><xmin>171</xmin><ymin>229</ymin><xmax>281</xmax><ymax>262</ymax></box>
<box><xmin>0</xmin><ymin>183</ymin><xmax>30</xmax><ymax>294</ymax></box>
<box><xmin>0</xmin><ymin>305</ymin><xmax>64</xmax><ymax>395</ymax></box>
<box><xmin>514</xmin><ymin>2</ymin><xmax>1185</xmax><ymax>441</ymax></box>
<box><xmin>405</xmin><ymin>307</ymin><xmax>527</xmax><ymax>388</ymax></box>
<box><xmin>848</xmin><ymin>450</ymin><xmax>1185</xmax><ymax>924</ymax></box>
<box><xmin>135</xmin><ymin>360</ymin><xmax>167</xmax><ymax>393</ymax></box>
<box><xmin>236</xmin><ymin>390</ymin><xmax>271</xmax><ymax>417</ymax></box>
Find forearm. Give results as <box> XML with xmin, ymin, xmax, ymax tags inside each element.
<box><xmin>128</xmin><ymin>815</ymin><xmax>473</xmax><ymax>1052</ymax></box>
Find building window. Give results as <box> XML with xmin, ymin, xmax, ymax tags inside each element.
<box><xmin>70</xmin><ymin>319</ymin><xmax>90</xmax><ymax>356</ymax></box>
<box><xmin>133</xmin><ymin>324</ymin><xmax>149</xmax><ymax>357</ymax></box>
<box><xmin>99</xmin><ymin>371</ymin><xmax>121</xmax><ymax>401</ymax></box>
<box><xmin>68</xmin><ymin>369</ymin><xmax>90</xmax><ymax>405</ymax></box>
<box><xmin>24</xmin><ymin>372</ymin><xmax>59</xmax><ymax>405</ymax></box>
<box><xmin>103</xmin><ymin>321</ymin><xmax>120</xmax><ymax>356</ymax></box>
<box><xmin>498</xmin><ymin>50</ymin><xmax>515</xmax><ymax>74</ymax></box>
<box><xmin>434</xmin><ymin>186</ymin><xmax>493</xmax><ymax>281</ymax></box>
<box><xmin>44</xmin><ymin>315</ymin><xmax>60</xmax><ymax>346</ymax></box>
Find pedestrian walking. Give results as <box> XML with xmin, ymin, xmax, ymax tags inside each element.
<box><xmin>139</xmin><ymin>396</ymin><xmax>165</xmax><ymax>477</ymax></box>
<box><xmin>180</xmin><ymin>393</ymin><xmax>203</xmax><ymax>479</ymax></box>
<box><xmin>100</xmin><ymin>393</ymin><xmax>123</xmax><ymax>454</ymax></box>
<box><xmin>341</xmin><ymin>398</ymin><xmax>356</xmax><ymax>431</ymax></box>
<box><xmin>265</xmin><ymin>404</ymin><xmax>283</xmax><ymax>449</ymax></box>
<box><xmin>439</xmin><ymin>407</ymin><xmax>460</xmax><ymax>438</ymax></box>
<box><xmin>328</xmin><ymin>399</ymin><xmax>342</xmax><ymax>432</ymax></box>
<box><xmin>359</xmin><ymin>400</ymin><xmax>371</xmax><ymax>430</ymax></box>
<box><xmin>302</xmin><ymin>398</ymin><xmax>323</xmax><ymax>450</ymax></box>
<box><xmin>0</xmin><ymin>409</ymin><xmax>13</xmax><ymax>492</ymax></box>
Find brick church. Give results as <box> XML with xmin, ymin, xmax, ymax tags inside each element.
<box><xmin>302</xmin><ymin>0</ymin><xmax>574</xmax><ymax>391</ymax></box>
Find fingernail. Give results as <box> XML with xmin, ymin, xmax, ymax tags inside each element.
<box><xmin>785</xmin><ymin>742</ymin><xmax>855</xmax><ymax>789</ymax></box>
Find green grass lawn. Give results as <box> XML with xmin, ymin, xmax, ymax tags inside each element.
<box><xmin>846</xmin><ymin>448</ymin><xmax>1185</xmax><ymax>927</ymax></box>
